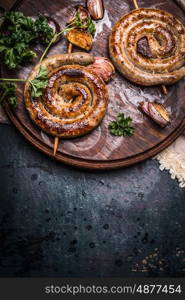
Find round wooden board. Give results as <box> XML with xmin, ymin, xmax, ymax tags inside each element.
<box><xmin>2</xmin><ymin>0</ymin><xmax>185</xmax><ymax>170</ymax></box>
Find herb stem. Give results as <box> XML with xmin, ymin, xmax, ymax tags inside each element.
<box><xmin>0</xmin><ymin>78</ymin><xmax>39</xmax><ymax>87</ymax></box>
<box><xmin>39</xmin><ymin>25</ymin><xmax>73</xmax><ymax>63</ymax></box>
<box><xmin>0</xmin><ymin>78</ymin><xmax>27</xmax><ymax>83</ymax></box>
<box><xmin>39</xmin><ymin>34</ymin><xmax>57</xmax><ymax>63</ymax></box>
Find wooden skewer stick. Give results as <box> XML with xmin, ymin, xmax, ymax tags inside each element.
<box><xmin>133</xmin><ymin>0</ymin><xmax>139</xmax><ymax>9</ymax></box>
<box><xmin>132</xmin><ymin>0</ymin><xmax>168</xmax><ymax>95</ymax></box>
<box><xmin>53</xmin><ymin>42</ymin><xmax>73</xmax><ymax>156</ymax></box>
<box><xmin>53</xmin><ymin>136</ymin><xmax>59</xmax><ymax>156</ymax></box>
<box><xmin>68</xmin><ymin>42</ymin><xmax>73</xmax><ymax>54</ymax></box>
<box><xmin>161</xmin><ymin>85</ymin><xmax>168</xmax><ymax>95</ymax></box>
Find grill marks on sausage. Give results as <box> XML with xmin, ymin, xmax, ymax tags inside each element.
<box><xmin>137</xmin><ymin>27</ymin><xmax>176</xmax><ymax>59</ymax></box>
<box><xmin>109</xmin><ymin>8</ymin><xmax>185</xmax><ymax>86</ymax></box>
<box><xmin>24</xmin><ymin>54</ymin><xmax>108</xmax><ymax>138</ymax></box>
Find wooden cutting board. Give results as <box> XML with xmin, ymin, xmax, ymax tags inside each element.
<box><xmin>2</xmin><ymin>0</ymin><xmax>185</xmax><ymax>170</ymax></box>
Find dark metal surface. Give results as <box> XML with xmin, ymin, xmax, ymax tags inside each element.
<box><xmin>0</xmin><ymin>124</ymin><xmax>185</xmax><ymax>277</ymax></box>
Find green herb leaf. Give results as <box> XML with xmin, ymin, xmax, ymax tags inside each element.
<box><xmin>29</xmin><ymin>65</ymin><xmax>48</xmax><ymax>98</ymax></box>
<box><xmin>39</xmin><ymin>25</ymin><xmax>73</xmax><ymax>63</ymax></box>
<box><xmin>33</xmin><ymin>16</ymin><xmax>54</xmax><ymax>44</ymax></box>
<box><xmin>0</xmin><ymin>67</ymin><xmax>48</xmax><ymax>107</ymax></box>
<box><xmin>69</xmin><ymin>11</ymin><xmax>96</xmax><ymax>36</ymax></box>
<box><xmin>0</xmin><ymin>82</ymin><xmax>17</xmax><ymax>108</ymax></box>
<box><xmin>0</xmin><ymin>12</ymin><xmax>54</xmax><ymax>69</ymax></box>
<box><xmin>74</xmin><ymin>12</ymin><xmax>83</xmax><ymax>28</ymax></box>
<box><xmin>4</xmin><ymin>11</ymin><xmax>33</xmax><ymax>27</ymax></box>
<box><xmin>109</xmin><ymin>113</ymin><xmax>135</xmax><ymax>137</ymax></box>
<box><xmin>86</xmin><ymin>17</ymin><xmax>96</xmax><ymax>35</ymax></box>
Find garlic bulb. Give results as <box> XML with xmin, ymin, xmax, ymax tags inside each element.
<box><xmin>86</xmin><ymin>0</ymin><xmax>104</xmax><ymax>20</ymax></box>
<box><xmin>87</xmin><ymin>57</ymin><xmax>115</xmax><ymax>82</ymax></box>
<box><xmin>139</xmin><ymin>102</ymin><xmax>170</xmax><ymax>127</ymax></box>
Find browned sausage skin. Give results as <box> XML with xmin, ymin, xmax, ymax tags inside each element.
<box><xmin>109</xmin><ymin>8</ymin><xmax>185</xmax><ymax>86</ymax></box>
<box><xmin>24</xmin><ymin>53</ymin><xmax>109</xmax><ymax>138</ymax></box>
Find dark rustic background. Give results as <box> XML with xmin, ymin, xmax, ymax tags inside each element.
<box><xmin>0</xmin><ymin>0</ymin><xmax>185</xmax><ymax>278</ymax></box>
<box><xmin>1</xmin><ymin>124</ymin><xmax>185</xmax><ymax>277</ymax></box>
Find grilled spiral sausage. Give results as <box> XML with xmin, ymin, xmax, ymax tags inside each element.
<box><xmin>109</xmin><ymin>8</ymin><xmax>185</xmax><ymax>86</ymax></box>
<box><xmin>24</xmin><ymin>53</ymin><xmax>109</xmax><ymax>138</ymax></box>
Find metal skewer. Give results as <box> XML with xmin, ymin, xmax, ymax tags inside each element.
<box><xmin>53</xmin><ymin>42</ymin><xmax>73</xmax><ymax>156</ymax></box>
<box><xmin>132</xmin><ymin>0</ymin><xmax>168</xmax><ymax>95</ymax></box>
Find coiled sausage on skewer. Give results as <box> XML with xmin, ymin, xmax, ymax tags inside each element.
<box><xmin>24</xmin><ymin>52</ymin><xmax>109</xmax><ymax>138</ymax></box>
<box><xmin>109</xmin><ymin>8</ymin><xmax>185</xmax><ymax>86</ymax></box>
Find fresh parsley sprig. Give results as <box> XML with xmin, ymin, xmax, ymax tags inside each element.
<box><xmin>86</xmin><ymin>16</ymin><xmax>96</xmax><ymax>36</ymax></box>
<box><xmin>39</xmin><ymin>26</ymin><xmax>73</xmax><ymax>63</ymax></box>
<box><xmin>39</xmin><ymin>11</ymin><xmax>96</xmax><ymax>63</ymax></box>
<box><xmin>0</xmin><ymin>9</ymin><xmax>96</xmax><ymax>108</ymax></box>
<box><xmin>0</xmin><ymin>11</ymin><xmax>55</xmax><ymax>69</ymax></box>
<box><xmin>0</xmin><ymin>65</ymin><xmax>49</xmax><ymax>107</ymax></box>
<box><xmin>0</xmin><ymin>82</ymin><xmax>17</xmax><ymax>108</ymax></box>
<box><xmin>109</xmin><ymin>113</ymin><xmax>135</xmax><ymax>137</ymax></box>
<box><xmin>71</xmin><ymin>12</ymin><xmax>96</xmax><ymax>35</ymax></box>
<box><xmin>29</xmin><ymin>65</ymin><xmax>48</xmax><ymax>97</ymax></box>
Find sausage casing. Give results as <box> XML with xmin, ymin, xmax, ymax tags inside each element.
<box><xmin>109</xmin><ymin>8</ymin><xmax>185</xmax><ymax>86</ymax></box>
<box><xmin>24</xmin><ymin>53</ymin><xmax>109</xmax><ymax>138</ymax></box>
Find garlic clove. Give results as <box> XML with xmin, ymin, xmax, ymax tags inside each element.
<box><xmin>67</xmin><ymin>29</ymin><xmax>93</xmax><ymax>51</ymax></box>
<box><xmin>139</xmin><ymin>101</ymin><xmax>170</xmax><ymax>127</ymax></box>
<box><xmin>86</xmin><ymin>0</ymin><xmax>104</xmax><ymax>20</ymax></box>
<box><xmin>139</xmin><ymin>101</ymin><xmax>150</xmax><ymax>115</ymax></box>
<box><xmin>152</xmin><ymin>103</ymin><xmax>170</xmax><ymax>122</ymax></box>
<box><xmin>87</xmin><ymin>57</ymin><xmax>115</xmax><ymax>82</ymax></box>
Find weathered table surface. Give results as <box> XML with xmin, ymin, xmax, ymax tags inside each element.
<box><xmin>0</xmin><ymin>0</ymin><xmax>185</xmax><ymax>278</ymax></box>
<box><xmin>1</xmin><ymin>124</ymin><xmax>185</xmax><ymax>277</ymax></box>
<box><xmin>0</xmin><ymin>0</ymin><xmax>14</xmax><ymax>10</ymax></box>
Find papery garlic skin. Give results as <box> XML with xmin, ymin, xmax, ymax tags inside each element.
<box><xmin>139</xmin><ymin>102</ymin><xmax>171</xmax><ymax>128</ymax></box>
<box><xmin>87</xmin><ymin>0</ymin><xmax>104</xmax><ymax>20</ymax></box>
<box><xmin>87</xmin><ymin>57</ymin><xmax>115</xmax><ymax>82</ymax></box>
